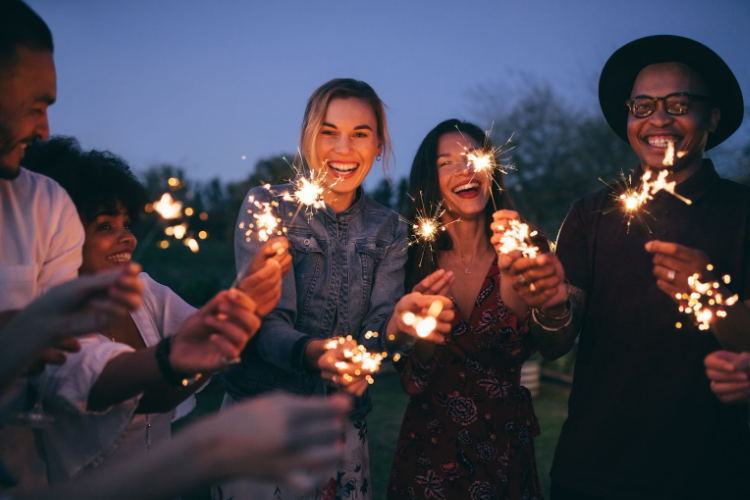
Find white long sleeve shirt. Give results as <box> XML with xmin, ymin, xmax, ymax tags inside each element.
<box><xmin>39</xmin><ymin>273</ymin><xmax>197</xmax><ymax>483</ymax></box>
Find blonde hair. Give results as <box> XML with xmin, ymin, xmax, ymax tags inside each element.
<box><xmin>299</xmin><ymin>78</ymin><xmax>392</xmax><ymax>174</ymax></box>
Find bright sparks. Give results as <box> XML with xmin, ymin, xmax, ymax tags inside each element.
<box><xmin>184</xmin><ymin>238</ymin><xmax>199</xmax><ymax>253</ymax></box>
<box><xmin>602</xmin><ymin>168</ymin><xmax>692</xmax><ymax>233</ymax></box>
<box><xmin>495</xmin><ymin>219</ymin><xmax>539</xmax><ymax>258</ymax></box>
<box><xmin>402</xmin><ymin>194</ymin><xmax>456</xmax><ymax>266</ymax></box>
<box><xmin>153</xmin><ymin>193</ymin><xmax>183</xmax><ymax>220</ymax></box>
<box><xmin>676</xmin><ymin>267</ymin><xmax>738</xmax><ymax>331</ymax></box>
<box><xmin>242</xmin><ymin>193</ymin><xmax>286</xmax><ymax>243</ymax></box>
<box><xmin>324</xmin><ymin>335</ymin><xmax>387</xmax><ymax>385</ymax></box>
<box><xmin>402</xmin><ymin>299</ymin><xmax>444</xmax><ymax>338</ymax></box>
<box><xmin>662</xmin><ymin>141</ymin><xmax>687</xmax><ymax>167</ymax></box>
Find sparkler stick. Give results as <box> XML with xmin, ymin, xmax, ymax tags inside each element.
<box><xmin>675</xmin><ymin>266</ymin><xmax>738</xmax><ymax>331</ymax></box>
<box><xmin>324</xmin><ymin>334</ymin><xmax>387</xmax><ymax>385</ymax></box>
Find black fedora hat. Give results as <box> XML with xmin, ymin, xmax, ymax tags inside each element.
<box><xmin>599</xmin><ymin>35</ymin><xmax>744</xmax><ymax>151</ymax></box>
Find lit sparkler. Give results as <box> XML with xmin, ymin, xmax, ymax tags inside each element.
<box><xmin>282</xmin><ymin>167</ymin><xmax>331</xmax><ymax>227</ymax></box>
<box><xmin>324</xmin><ymin>334</ymin><xmax>387</xmax><ymax>385</ymax></box>
<box><xmin>662</xmin><ymin>140</ymin><xmax>687</xmax><ymax>167</ymax></box>
<box><xmin>675</xmin><ymin>266</ymin><xmax>738</xmax><ymax>331</ymax></box>
<box><xmin>239</xmin><ymin>188</ymin><xmax>286</xmax><ymax>243</ymax></box>
<box><xmin>135</xmin><ymin>185</ymin><xmax>204</xmax><ymax>258</ymax></box>
<box><xmin>601</xmin><ymin>167</ymin><xmax>692</xmax><ymax>233</ymax></box>
<box><xmin>495</xmin><ymin>219</ymin><xmax>539</xmax><ymax>258</ymax></box>
<box><xmin>457</xmin><ymin>125</ymin><xmax>515</xmax><ymax>211</ymax></box>
<box><xmin>401</xmin><ymin>299</ymin><xmax>444</xmax><ymax>338</ymax></box>
<box><xmin>401</xmin><ymin>193</ymin><xmax>457</xmax><ymax>266</ymax></box>
<box><xmin>153</xmin><ymin>193</ymin><xmax>183</xmax><ymax>220</ymax></box>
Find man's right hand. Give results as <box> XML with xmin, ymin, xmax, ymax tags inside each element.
<box><xmin>704</xmin><ymin>351</ymin><xmax>750</xmax><ymax>404</ymax></box>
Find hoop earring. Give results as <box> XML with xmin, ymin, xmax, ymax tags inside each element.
<box><xmin>376</xmin><ymin>155</ymin><xmax>382</xmax><ymax>162</ymax></box>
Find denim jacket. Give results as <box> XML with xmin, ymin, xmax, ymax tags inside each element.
<box><xmin>218</xmin><ymin>183</ymin><xmax>408</xmax><ymax>420</ymax></box>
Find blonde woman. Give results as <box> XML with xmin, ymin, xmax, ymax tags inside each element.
<box><xmin>216</xmin><ymin>79</ymin><xmax>452</xmax><ymax>500</ymax></box>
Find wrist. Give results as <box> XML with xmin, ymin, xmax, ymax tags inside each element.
<box><xmin>539</xmin><ymin>299</ymin><xmax>571</xmax><ymax>320</ymax></box>
<box><xmin>304</xmin><ymin>339</ymin><xmax>326</xmax><ymax>371</ymax></box>
<box><xmin>532</xmin><ymin>302</ymin><xmax>572</xmax><ymax>332</ymax></box>
<box><xmin>157</xmin><ymin>337</ymin><xmax>202</xmax><ymax>387</ymax></box>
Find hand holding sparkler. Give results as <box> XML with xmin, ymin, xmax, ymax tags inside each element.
<box><xmin>704</xmin><ymin>351</ymin><xmax>750</xmax><ymax>404</ymax></box>
<box><xmin>235</xmin><ymin>238</ymin><xmax>290</xmax><ymax>317</ymax></box>
<box><xmin>645</xmin><ymin>241</ymin><xmax>716</xmax><ymax>300</ymax></box>
<box><xmin>169</xmin><ymin>288</ymin><xmax>261</xmax><ymax>375</ymax></box>
<box><xmin>504</xmin><ymin>253</ymin><xmax>568</xmax><ymax>310</ymax></box>
<box><xmin>490</xmin><ymin>210</ymin><xmax>539</xmax><ymax>268</ymax></box>
<box><xmin>316</xmin><ymin>336</ymin><xmax>386</xmax><ymax>396</ymax></box>
<box><xmin>646</xmin><ymin>241</ymin><xmax>739</xmax><ymax>331</ymax></box>
<box><xmin>387</xmin><ymin>294</ymin><xmax>454</xmax><ymax>345</ymax></box>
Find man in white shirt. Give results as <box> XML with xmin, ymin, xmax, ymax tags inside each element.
<box><xmin>0</xmin><ymin>0</ymin><xmax>85</xmax><ymax>491</ymax></box>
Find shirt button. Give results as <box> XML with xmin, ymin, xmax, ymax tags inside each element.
<box><xmin>147</xmin><ymin>423</ymin><xmax>152</xmax><ymax>427</ymax></box>
<box><xmin>659</xmin><ymin>228</ymin><xmax>668</xmax><ymax>236</ymax></box>
<box><xmin>304</xmin><ymin>239</ymin><xmax>310</xmax><ymax>246</ymax></box>
<box><xmin>147</xmin><ymin>445</ymin><xmax>152</xmax><ymax>450</ymax></box>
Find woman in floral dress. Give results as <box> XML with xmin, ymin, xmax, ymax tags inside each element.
<box><xmin>388</xmin><ymin>119</ymin><xmax>565</xmax><ymax>500</ymax></box>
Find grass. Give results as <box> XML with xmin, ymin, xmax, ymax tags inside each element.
<box><xmin>176</xmin><ymin>376</ymin><xmax>571</xmax><ymax>500</ymax></box>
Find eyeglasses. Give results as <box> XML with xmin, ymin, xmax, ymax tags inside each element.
<box><xmin>626</xmin><ymin>93</ymin><xmax>711</xmax><ymax>118</ymax></box>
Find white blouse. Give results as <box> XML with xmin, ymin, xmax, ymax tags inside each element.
<box><xmin>39</xmin><ymin>273</ymin><xmax>197</xmax><ymax>483</ymax></box>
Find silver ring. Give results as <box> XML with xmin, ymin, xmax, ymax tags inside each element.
<box><xmin>518</xmin><ymin>275</ymin><xmax>529</xmax><ymax>287</ymax></box>
<box><xmin>667</xmin><ymin>269</ymin><xmax>676</xmax><ymax>282</ymax></box>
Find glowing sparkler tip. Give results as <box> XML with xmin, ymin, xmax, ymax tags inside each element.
<box><xmin>416</xmin><ymin>317</ymin><xmax>437</xmax><ymax>338</ymax></box>
<box><xmin>153</xmin><ymin>193</ymin><xmax>183</xmax><ymax>220</ymax></box>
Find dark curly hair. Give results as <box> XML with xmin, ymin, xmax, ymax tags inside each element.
<box><xmin>22</xmin><ymin>136</ymin><xmax>147</xmax><ymax>224</ymax></box>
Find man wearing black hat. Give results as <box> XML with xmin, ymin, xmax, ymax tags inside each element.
<box><xmin>543</xmin><ymin>35</ymin><xmax>750</xmax><ymax>499</ymax></box>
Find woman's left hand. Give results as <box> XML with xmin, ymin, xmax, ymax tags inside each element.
<box><xmin>412</xmin><ymin>269</ymin><xmax>454</xmax><ymax>297</ymax></box>
<box><xmin>506</xmin><ymin>253</ymin><xmax>568</xmax><ymax>310</ymax></box>
<box><xmin>389</xmin><ymin>293</ymin><xmax>454</xmax><ymax>345</ymax></box>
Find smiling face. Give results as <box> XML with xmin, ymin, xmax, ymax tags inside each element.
<box><xmin>80</xmin><ymin>202</ymin><xmax>137</xmax><ymax>275</ymax></box>
<box><xmin>313</xmin><ymin>97</ymin><xmax>381</xmax><ymax>211</ymax></box>
<box><xmin>0</xmin><ymin>46</ymin><xmax>56</xmax><ymax>179</ymax></box>
<box><xmin>627</xmin><ymin>62</ymin><xmax>719</xmax><ymax>173</ymax></box>
<box><xmin>436</xmin><ymin>132</ymin><xmax>491</xmax><ymax>220</ymax></box>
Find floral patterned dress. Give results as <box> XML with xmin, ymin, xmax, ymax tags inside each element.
<box><xmin>388</xmin><ymin>260</ymin><xmax>542</xmax><ymax>500</ymax></box>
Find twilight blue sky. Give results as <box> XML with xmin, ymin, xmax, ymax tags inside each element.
<box><xmin>28</xmin><ymin>0</ymin><xmax>750</xmax><ymax>189</ymax></box>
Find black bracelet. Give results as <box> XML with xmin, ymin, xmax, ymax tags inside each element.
<box><xmin>155</xmin><ymin>337</ymin><xmax>201</xmax><ymax>388</ymax></box>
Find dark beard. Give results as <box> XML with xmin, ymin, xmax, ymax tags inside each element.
<box><xmin>0</xmin><ymin>124</ymin><xmax>25</xmax><ymax>180</ymax></box>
